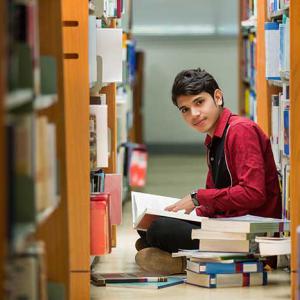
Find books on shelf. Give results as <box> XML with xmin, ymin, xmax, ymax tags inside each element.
<box><xmin>90</xmin><ymin>193</ymin><xmax>112</xmax><ymax>255</ymax></box>
<box><xmin>131</xmin><ymin>192</ymin><xmax>205</xmax><ymax>231</ymax></box>
<box><xmin>104</xmin><ymin>173</ymin><xmax>122</xmax><ymax>225</ymax></box>
<box><xmin>265</xmin><ymin>22</ymin><xmax>280</xmax><ymax>80</ymax></box>
<box><xmin>200</xmin><ymin>215</ymin><xmax>290</xmax><ymax>233</ymax></box>
<box><xmin>255</xmin><ymin>236</ymin><xmax>291</xmax><ymax>256</ymax></box>
<box><xmin>186</xmin><ymin>270</ymin><xmax>267</xmax><ymax>288</ymax></box>
<box><xmin>88</xmin><ymin>15</ymin><xmax>97</xmax><ymax>87</ymax></box>
<box><xmin>89</xmin><ymin>101</ymin><xmax>109</xmax><ymax>169</ymax></box>
<box><xmin>96</xmin><ymin>28</ymin><xmax>123</xmax><ymax>83</ymax></box>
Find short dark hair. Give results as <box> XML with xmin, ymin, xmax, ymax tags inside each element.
<box><xmin>171</xmin><ymin>68</ymin><xmax>223</xmax><ymax>107</ymax></box>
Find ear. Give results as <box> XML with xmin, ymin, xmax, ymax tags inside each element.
<box><xmin>214</xmin><ymin>89</ymin><xmax>223</xmax><ymax>106</ymax></box>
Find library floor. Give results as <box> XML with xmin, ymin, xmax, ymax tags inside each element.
<box><xmin>91</xmin><ymin>154</ymin><xmax>290</xmax><ymax>300</ymax></box>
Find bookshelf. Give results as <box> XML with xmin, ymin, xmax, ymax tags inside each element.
<box><xmin>290</xmin><ymin>1</ymin><xmax>300</xmax><ymax>298</ymax></box>
<box><xmin>36</xmin><ymin>0</ymin><xmax>90</xmax><ymax>299</ymax></box>
<box><xmin>242</xmin><ymin>0</ymin><xmax>299</xmax><ymax>298</ymax></box>
<box><xmin>0</xmin><ymin>0</ymin><xmax>90</xmax><ymax>299</ymax></box>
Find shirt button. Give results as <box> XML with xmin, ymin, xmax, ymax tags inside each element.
<box><xmin>210</xmin><ymin>157</ymin><xmax>214</xmax><ymax>161</ymax></box>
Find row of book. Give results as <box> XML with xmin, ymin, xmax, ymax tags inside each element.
<box><xmin>267</xmin><ymin>0</ymin><xmax>290</xmax><ymax>17</ymax></box>
<box><xmin>240</xmin><ymin>0</ymin><xmax>257</xmax><ymax>120</ymax></box>
<box><xmin>240</xmin><ymin>0</ymin><xmax>257</xmax><ymax>21</ymax></box>
<box><xmin>265</xmin><ymin>17</ymin><xmax>290</xmax><ymax>80</ymax></box>
<box><xmin>90</xmin><ymin>0</ymin><xmax>124</xmax><ymax>19</ymax></box>
<box><xmin>270</xmin><ymin>84</ymin><xmax>290</xmax><ymax>219</ymax></box>
<box><xmin>5</xmin><ymin>0</ymin><xmax>60</xmax><ymax>297</ymax></box>
<box><xmin>177</xmin><ymin>216</ymin><xmax>290</xmax><ymax>288</ymax></box>
<box><xmin>6</xmin><ymin>241</ymin><xmax>65</xmax><ymax>299</ymax></box>
<box><xmin>88</xmin><ymin>18</ymin><xmax>136</xmax><ymax>87</ymax></box>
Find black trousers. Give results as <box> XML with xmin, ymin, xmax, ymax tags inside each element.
<box><xmin>138</xmin><ymin>217</ymin><xmax>200</xmax><ymax>253</ymax></box>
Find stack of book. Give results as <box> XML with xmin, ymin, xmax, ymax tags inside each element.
<box><xmin>179</xmin><ymin>215</ymin><xmax>290</xmax><ymax>288</ymax></box>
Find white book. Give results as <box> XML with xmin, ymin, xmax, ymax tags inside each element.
<box><xmin>271</xmin><ymin>94</ymin><xmax>280</xmax><ymax>167</ymax></box>
<box><xmin>201</xmin><ymin>215</ymin><xmax>290</xmax><ymax>233</ymax></box>
<box><xmin>255</xmin><ymin>236</ymin><xmax>291</xmax><ymax>256</ymax></box>
<box><xmin>192</xmin><ymin>229</ymin><xmax>253</xmax><ymax>241</ymax></box>
<box><xmin>131</xmin><ymin>192</ymin><xmax>205</xmax><ymax>231</ymax></box>
<box><xmin>90</xmin><ymin>104</ymin><xmax>109</xmax><ymax>169</ymax></box>
<box><xmin>88</xmin><ymin>16</ymin><xmax>97</xmax><ymax>87</ymax></box>
<box><xmin>96</xmin><ymin>28</ymin><xmax>122</xmax><ymax>83</ymax></box>
<box><xmin>265</xmin><ymin>22</ymin><xmax>280</xmax><ymax>79</ymax></box>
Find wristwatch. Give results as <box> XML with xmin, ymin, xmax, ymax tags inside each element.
<box><xmin>190</xmin><ymin>191</ymin><xmax>199</xmax><ymax>207</ymax></box>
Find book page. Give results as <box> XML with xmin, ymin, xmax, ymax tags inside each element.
<box><xmin>131</xmin><ymin>192</ymin><xmax>196</xmax><ymax>225</ymax></box>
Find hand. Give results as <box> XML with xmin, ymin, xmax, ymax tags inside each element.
<box><xmin>164</xmin><ymin>194</ymin><xmax>195</xmax><ymax>214</ymax></box>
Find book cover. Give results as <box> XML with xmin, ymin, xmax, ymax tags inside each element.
<box><xmin>200</xmin><ymin>214</ymin><xmax>290</xmax><ymax>233</ymax></box>
<box><xmin>186</xmin><ymin>270</ymin><xmax>268</xmax><ymax>288</ymax></box>
<box><xmin>96</xmin><ymin>28</ymin><xmax>122</xmax><ymax>83</ymax></box>
<box><xmin>89</xmin><ymin>104</ymin><xmax>108</xmax><ymax>169</ymax></box>
<box><xmin>199</xmin><ymin>239</ymin><xmax>258</xmax><ymax>253</ymax></box>
<box><xmin>90</xmin><ymin>193</ymin><xmax>111</xmax><ymax>255</ymax></box>
<box><xmin>104</xmin><ymin>173</ymin><xmax>122</xmax><ymax>225</ymax></box>
<box><xmin>265</xmin><ymin>22</ymin><xmax>280</xmax><ymax>80</ymax></box>
<box><xmin>186</xmin><ymin>260</ymin><xmax>263</xmax><ymax>274</ymax></box>
<box><xmin>105</xmin><ymin>276</ymin><xmax>185</xmax><ymax>289</ymax></box>
<box><xmin>255</xmin><ymin>236</ymin><xmax>291</xmax><ymax>256</ymax></box>
<box><xmin>91</xmin><ymin>272</ymin><xmax>167</xmax><ymax>286</ymax></box>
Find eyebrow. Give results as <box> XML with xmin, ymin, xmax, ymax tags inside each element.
<box><xmin>178</xmin><ymin>97</ymin><xmax>204</xmax><ymax>110</ymax></box>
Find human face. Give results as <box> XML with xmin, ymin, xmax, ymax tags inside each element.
<box><xmin>177</xmin><ymin>90</ymin><xmax>223</xmax><ymax>136</ymax></box>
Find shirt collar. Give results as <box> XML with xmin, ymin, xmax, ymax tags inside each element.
<box><xmin>204</xmin><ymin>108</ymin><xmax>232</xmax><ymax>146</ymax></box>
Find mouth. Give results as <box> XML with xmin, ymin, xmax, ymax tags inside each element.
<box><xmin>193</xmin><ymin>119</ymin><xmax>205</xmax><ymax>127</ymax></box>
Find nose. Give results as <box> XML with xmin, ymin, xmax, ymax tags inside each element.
<box><xmin>191</xmin><ymin>106</ymin><xmax>200</xmax><ymax>117</ymax></box>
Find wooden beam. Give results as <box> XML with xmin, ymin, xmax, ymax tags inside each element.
<box><xmin>256</xmin><ymin>0</ymin><xmax>271</xmax><ymax>136</ymax></box>
<box><xmin>290</xmin><ymin>1</ymin><xmax>300</xmax><ymax>298</ymax></box>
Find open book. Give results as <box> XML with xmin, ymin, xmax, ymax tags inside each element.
<box><xmin>131</xmin><ymin>192</ymin><xmax>206</xmax><ymax>231</ymax></box>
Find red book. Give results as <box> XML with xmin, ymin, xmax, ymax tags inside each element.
<box><xmin>129</xmin><ymin>149</ymin><xmax>148</xmax><ymax>188</ymax></box>
<box><xmin>117</xmin><ymin>0</ymin><xmax>122</xmax><ymax>18</ymax></box>
<box><xmin>104</xmin><ymin>174</ymin><xmax>122</xmax><ymax>225</ymax></box>
<box><xmin>90</xmin><ymin>193</ymin><xmax>111</xmax><ymax>255</ymax></box>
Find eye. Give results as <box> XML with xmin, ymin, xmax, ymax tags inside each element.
<box><xmin>180</xmin><ymin>107</ymin><xmax>188</xmax><ymax>114</ymax></box>
<box><xmin>195</xmin><ymin>99</ymin><xmax>204</xmax><ymax>105</ymax></box>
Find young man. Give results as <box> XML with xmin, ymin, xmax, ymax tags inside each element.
<box><xmin>135</xmin><ymin>68</ymin><xmax>282</xmax><ymax>275</ymax></box>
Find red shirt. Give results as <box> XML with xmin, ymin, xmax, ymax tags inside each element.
<box><xmin>195</xmin><ymin>108</ymin><xmax>282</xmax><ymax>218</ymax></box>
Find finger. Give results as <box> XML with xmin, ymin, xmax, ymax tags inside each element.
<box><xmin>164</xmin><ymin>204</ymin><xmax>175</xmax><ymax>211</ymax></box>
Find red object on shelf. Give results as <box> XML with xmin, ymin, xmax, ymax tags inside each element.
<box><xmin>129</xmin><ymin>148</ymin><xmax>148</xmax><ymax>188</ymax></box>
<box><xmin>90</xmin><ymin>193</ymin><xmax>111</xmax><ymax>255</ymax></box>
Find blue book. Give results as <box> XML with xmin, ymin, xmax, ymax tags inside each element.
<box><xmin>105</xmin><ymin>276</ymin><xmax>185</xmax><ymax>289</ymax></box>
<box><xmin>283</xmin><ymin>107</ymin><xmax>290</xmax><ymax>156</ymax></box>
<box><xmin>187</xmin><ymin>260</ymin><xmax>264</xmax><ymax>274</ymax></box>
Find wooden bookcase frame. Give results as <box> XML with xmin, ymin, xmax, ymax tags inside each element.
<box><xmin>252</xmin><ymin>0</ymin><xmax>300</xmax><ymax>298</ymax></box>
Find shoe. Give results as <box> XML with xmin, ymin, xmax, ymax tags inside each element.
<box><xmin>135</xmin><ymin>247</ymin><xmax>186</xmax><ymax>275</ymax></box>
<box><xmin>135</xmin><ymin>238</ymin><xmax>149</xmax><ymax>251</ymax></box>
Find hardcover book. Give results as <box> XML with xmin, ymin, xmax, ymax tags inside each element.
<box><xmin>131</xmin><ymin>192</ymin><xmax>205</xmax><ymax>231</ymax></box>
<box><xmin>186</xmin><ymin>270</ymin><xmax>268</xmax><ymax>288</ymax></box>
<box><xmin>200</xmin><ymin>215</ymin><xmax>290</xmax><ymax>233</ymax></box>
